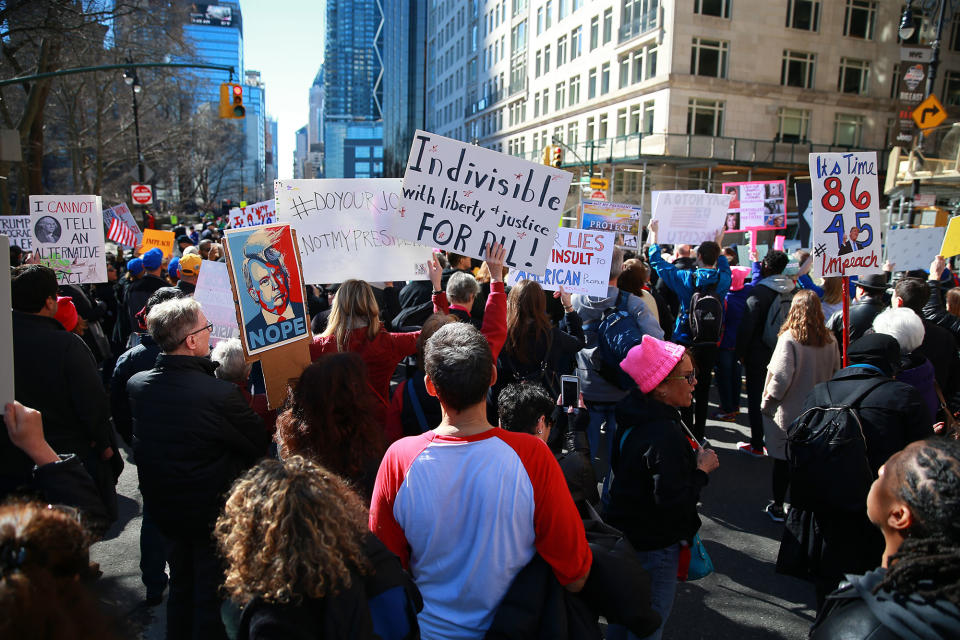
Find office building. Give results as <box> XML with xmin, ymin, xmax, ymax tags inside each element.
<box><xmin>183</xmin><ymin>1</ymin><xmax>244</xmax><ymax>106</ymax></box>
<box><xmin>243</xmin><ymin>70</ymin><xmax>267</xmax><ymax>201</ymax></box>
<box><xmin>294</xmin><ymin>125</ymin><xmax>309</xmax><ymax>178</ymax></box>
<box><xmin>382</xmin><ymin>0</ymin><xmax>428</xmax><ymax>177</ymax></box>
<box><xmin>266</xmin><ymin>116</ymin><xmax>278</xmax><ymax>192</ymax></box>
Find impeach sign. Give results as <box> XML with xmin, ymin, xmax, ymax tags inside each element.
<box><xmin>507</xmin><ymin>227</ymin><xmax>615</xmax><ymax>297</ymax></box>
<box><xmin>141</xmin><ymin>229</ymin><xmax>175</xmax><ymax>258</ymax></box>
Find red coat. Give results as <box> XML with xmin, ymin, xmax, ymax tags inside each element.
<box><xmin>431</xmin><ymin>281</ymin><xmax>507</xmax><ymax>360</ymax></box>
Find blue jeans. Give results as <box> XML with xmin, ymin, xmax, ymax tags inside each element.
<box><xmin>714</xmin><ymin>348</ymin><xmax>742</xmax><ymax>414</ymax></box>
<box><xmin>606</xmin><ymin>544</ymin><xmax>681</xmax><ymax>640</ymax></box>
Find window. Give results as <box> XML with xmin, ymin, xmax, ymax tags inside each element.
<box><xmin>567</xmin><ymin>121</ymin><xmax>578</xmax><ymax>144</ymax></box>
<box><xmin>556</xmin><ymin>82</ymin><xmax>566</xmax><ymax>110</ymax></box>
<box><xmin>603</xmin><ymin>8</ymin><xmax>613</xmax><ymax>43</ymax></box>
<box><xmin>642</xmin><ymin>100</ymin><xmax>655</xmax><ymax>134</ymax></box>
<box><xmin>945</xmin><ymin>71</ymin><xmax>960</xmax><ymax>106</ymax></box>
<box><xmin>629</xmin><ymin>104</ymin><xmax>641</xmax><ymax>134</ymax></box>
<box><xmin>601</xmin><ymin>62</ymin><xmax>611</xmax><ymax>94</ymax></box>
<box><xmin>586</xmin><ymin>116</ymin><xmax>595</xmax><ymax>140</ymax></box>
<box><xmin>843</xmin><ymin>1</ymin><xmax>875</xmax><ymax>39</ymax></box>
<box><xmin>545</xmin><ymin>0</ymin><xmax>553</xmax><ymax>28</ymax></box>
<box><xmin>544</xmin><ymin>44</ymin><xmax>551</xmax><ymax>72</ymax></box>
<box><xmin>590</xmin><ymin>15</ymin><xmax>599</xmax><ymax>50</ymax></box>
<box><xmin>687</xmin><ymin>98</ymin><xmax>724</xmax><ymax>136</ymax></box>
<box><xmin>632</xmin><ymin>49</ymin><xmax>643</xmax><ymax>84</ymax></box>
<box><xmin>833</xmin><ymin>113</ymin><xmax>864</xmax><ymax>146</ymax></box>
<box><xmin>535</xmin><ymin>50</ymin><xmax>542</xmax><ymax>77</ymax></box>
<box><xmin>537</xmin><ymin>6</ymin><xmax>544</xmax><ymax>34</ymax></box>
<box><xmin>617</xmin><ymin>107</ymin><xmax>627</xmax><ymax>136</ymax></box>
<box><xmin>570</xmin><ymin>27</ymin><xmax>582</xmax><ymax>60</ymax></box>
<box><xmin>557</xmin><ymin>35</ymin><xmax>567</xmax><ymax>65</ymax></box>
<box><xmin>694</xmin><ymin>0</ymin><xmax>730</xmax><ymax>18</ymax></box>
<box><xmin>781</xmin><ymin>50</ymin><xmax>815</xmax><ymax>89</ymax></box>
<box><xmin>645</xmin><ymin>44</ymin><xmax>658</xmax><ymax>79</ymax></box>
<box><xmin>573</xmin><ymin>0</ymin><xmax>583</xmax><ymax>10</ymax></box>
<box><xmin>534</xmin><ymin>92</ymin><xmax>541</xmax><ymax>117</ymax></box>
<box><xmin>777</xmin><ymin>107</ymin><xmax>810</xmax><ymax>143</ymax></box>
<box><xmin>952</xmin><ymin>14</ymin><xmax>960</xmax><ymax>51</ymax></box>
<box><xmin>690</xmin><ymin>38</ymin><xmax>728</xmax><ymax>78</ymax></box>
<box><xmin>542</xmin><ymin>88</ymin><xmax>550</xmax><ymax>115</ymax></box>
<box><xmin>588</xmin><ymin>67</ymin><xmax>597</xmax><ymax>98</ymax></box>
<box><xmin>786</xmin><ymin>0</ymin><xmax>820</xmax><ymax>31</ymax></box>
<box><xmin>599</xmin><ymin>113</ymin><xmax>608</xmax><ymax>139</ymax></box>
<box><xmin>619</xmin><ymin>55</ymin><xmax>630</xmax><ymax>87</ymax></box>
<box><xmin>838</xmin><ymin>58</ymin><xmax>870</xmax><ymax>95</ymax></box>
<box><xmin>569</xmin><ymin>75</ymin><xmax>580</xmax><ymax>106</ymax></box>
<box><xmin>554</xmin><ymin>125</ymin><xmax>563</xmax><ymax>144</ymax></box>
<box><xmin>621</xmin><ymin>0</ymin><xmax>659</xmax><ymax>41</ymax></box>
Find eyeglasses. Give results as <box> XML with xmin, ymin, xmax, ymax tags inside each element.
<box><xmin>665</xmin><ymin>371</ymin><xmax>696</xmax><ymax>385</ymax></box>
<box><xmin>178</xmin><ymin>322</ymin><xmax>213</xmax><ymax>345</ymax></box>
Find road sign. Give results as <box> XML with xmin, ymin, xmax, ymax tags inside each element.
<box><xmin>590</xmin><ymin>177</ymin><xmax>609</xmax><ymax>189</ymax></box>
<box><xmin>591</xmin><ymin>190</ymin><xmax>607</xmax><ymax>201</ymax></box>
<box><xmin>131</xmin><ymin>183</ymin><xmax>153</xmax><ymax>206</ymax></box>
<box><xmin>912</xmin><ymin>94</ymin><xmax>947</xmax><ymax>131</ymax></box>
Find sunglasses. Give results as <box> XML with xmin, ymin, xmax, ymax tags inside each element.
<box><xmin>178</xmin><ymin>322</ymin><xmax>213</xmax><ymax>345</ymax></box>
<box><xmin>664</xmin><ymin>371</ymin><xmax>696</xmax><ymax>385</ymax></box>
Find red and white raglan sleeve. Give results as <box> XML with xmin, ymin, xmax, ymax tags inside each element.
<box><xmin>368</xmin><ymin>435</ymin><xmax>429</xmax><ymax>569</ymax></box>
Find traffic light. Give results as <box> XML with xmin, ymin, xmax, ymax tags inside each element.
<box><xmin>542</xmin><ymin>144</ymin><xmax>553</xmax><ymax>165</ymax></box>
<box><xmin>219</xmin><ymin>82</ymin><xmax>245</xmax><ymax>119</ymax></box>
<box><xmin>553</xmin><ymin>146</ymin><xmax>563</xmax><ymax>168</ymax></box>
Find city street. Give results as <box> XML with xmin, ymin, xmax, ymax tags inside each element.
<box><xmin>91</xmin><ymin>402</ymin><xmax>817</xmax><ymax>640</ymax></box>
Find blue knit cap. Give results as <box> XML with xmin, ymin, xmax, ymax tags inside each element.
<box><xmin>142</xmin><ymin>248</ymin><xmax>163</xmax><ymax>270</ymax></box>
<box><xmin>168</xmin><ymin>257</ymin><xmax>180</xmax><ymax>278</ymax></box>
<box><xmin>127</xmin><ymin>257</ymin><xmax>144</xmax><ymax>276</ymax></box>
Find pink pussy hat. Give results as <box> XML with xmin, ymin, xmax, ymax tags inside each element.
<box><xmin>620</xmin><ymin>335</ymin><xmax>687</xmax><ymax>394</ymax></box>
<box><xmin>729</xmin><ymin>266</ymin><xmax>751</xmax><ymax>292</ymax></box>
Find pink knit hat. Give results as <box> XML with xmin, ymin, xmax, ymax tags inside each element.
<box><xmin>620</xmin><ymin>335</ymin><xmax>687</xmax><ymax>394</ymax></box>
<box><xmin>729</xmin><ymin>266</ymin><xmax>751</xmax><ymax>292</ymax></box>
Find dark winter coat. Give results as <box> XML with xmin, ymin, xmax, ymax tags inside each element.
<box><xmin>827</xmin><ymin>296</ymin><xmax>886</xmax><ymax>347</ymax></box>
<box><xmin>110</xmin><ymin>333</ymin><xmax>162</xmax><ymax>445</ymax></box>
<box><xmin>556</xmin><ymin>409</ymin><xmax>599</xmax><ymax>518</ymax></box>
<box><xmin>123</xmin><ymin>274</ymin><xmax>168</xmax><ymax>330</ymax></box>
<box><xmin>127</xmin><ymin>354</ymin><xmax>270</xmax><ymax>537</ymax></box>
<box><xmin>736</xmin><ymin>274</ymin><xmax>795</xmax><ymax>365</ymax></box>
<box><xmin>895</xmin><ymin>352</ymin><xmax>938</xmax><ymax>420</ymax></box>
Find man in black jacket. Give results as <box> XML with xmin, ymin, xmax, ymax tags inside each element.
<box><xmin>121</xmin><ymin>248</ymin><xmax>167</xmax><ymax>340</ymax></box>
<box><xmin>826</xmin><ymin>273</ymin><xmax>889</xmax><ymax>345</ymax></box>
<box><xmin>921</xmin><ymin>255</ymin><xmax>960</xmax><ymax>343</ymax></box>
<box><xmin>128</xmin><ymin>296</ymin><xmax>269</xmax><ymax>639</ymax></box>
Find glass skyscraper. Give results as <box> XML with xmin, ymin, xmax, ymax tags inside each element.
<box><xmin>183</xmin><ymin>2</ymin><xmax>243</xmax><ymax>104</ymax></box>
<box><xmin>382</xmin><ymin>0</ymin><xmax>426</xmax><ymax>178</ymax></box>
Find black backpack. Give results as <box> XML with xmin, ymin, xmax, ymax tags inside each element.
<box><xmin>688</xmin><ymin>283</ymin><xmax>724</xmax><ymax>345</ymax></box>
<box><xmin>593</xmin><ymin>291</ymin><xmax>644</xmax><ymax>390</ymax></box>
<box><xmin>785</xmin><ymin>379</ymin><xmax>888</xmax><ymax>512</ymax></box>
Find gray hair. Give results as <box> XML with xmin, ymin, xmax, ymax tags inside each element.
<box><xmin>608</xmin><ymin>246</ymin><xmax>625</xmax><ymax>280</ymax></box>
<box><xmin>872</xmin><ymin>307</ymin><xmax>925</xmax><ymax>354</ymax></box>
<box><xmin>211</xmin><ymin>338</ymin><xmax>250</xmax><ymax>382</ymax></box>
<box><xmin>446</xmin><ymin>271</ymin><xmax>480</xmax><ymax>305</ymax></box>
<box><xmin>182</xmin><ymin>246</ymin><xmax>200</xmax><ymax>256</ymax></box>
<box><xmin>147</xmin><ymin>297</ymin><xmax>202</xmax><ymax>353</ymax></box>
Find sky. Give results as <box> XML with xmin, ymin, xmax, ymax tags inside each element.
<box><xmin>241</xmin><ymin>0</ymin><xmax>324</xmax><ymax>180</ymax></box>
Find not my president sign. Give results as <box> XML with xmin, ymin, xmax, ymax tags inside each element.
<box><xmin>397</xmin><ymin>130</ymin><xmax>572</xmax><ymax>274</ymax></box>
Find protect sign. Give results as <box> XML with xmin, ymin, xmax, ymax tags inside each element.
<box><xmin>507</xmin><ymin>227</ymin><xmax>615</xmax><ymax>297</ymax></box>
<box><xmin>808</xmin><ymin>152</ymin><xmax>883</xmax><ymax>278</ymax></box>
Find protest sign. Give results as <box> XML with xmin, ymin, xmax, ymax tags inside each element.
<box><xmin>0</xmin><ymin>240</ymin><xmax>12</xmax><ymax>412</ymax></box>
<box><xmin>397</xmin><ymin>130</ymin><xmax>571</xmax><ymax>273</ymax></box>
<box><xmin>193</xmin><ymin>260</ymin><xmax>241</xmax><ymax>347</ymax></box>
<box><xmin>507</xmin><ymin>227</ymin><xmax>615</xmax><ymax>297</ymax></box>
<box><xmin>141</xmin><ymin>229</ymin><xmax>175</xmax><ymax>257</ymax></box>
<box><xmin>276</xmin><ymin>178</ymin><xmax>434</xmax><ymax>283</ymax></box>
<box><xmin>223</xmin><ymin>223</ymin><xmax>310</xmax><ymax>356</ymax></box>
<box><xmin>736</xmin><ymin>244</ymin><xmax>769</xmax><ymax>267</ymax></box>
<box><xmin>886</xmin><ymin>227</ymin><xmax>947</xmax><ymax>270</ymax></box>
<box><xmin>229</xmin><ymin>199</ymin><xmax>276</xmax><ymax>229</ymax></box>
<box><xmin>721</xmin><ymin>180</ymin><xmax>787</xmax><ymax>231</ymax></box>
<box><xmin>103</xmin><ymin>203</ymin><xmax>142</xmax><ymax>247</ymax></box>
<box><xmin>1</xmin><ymin>215</ymin><xmax>31</xmax><ymax>251</ymax></box>
<box><xmin>652</xmin><ymin>191</ymin><xmax>730</xmax><ymax>245</ymax></box>
<box><xmin>940</xmin><ymin>217</ymin><xmax>960</xmax><ymax>259</ymax></box>
<box><xmin>809</xmin><ymin>152</ymin><xmax>883</xmax><ymax>278</ymax></box>
<box><xmin>28</xmin><ymin>195</ymin><xmax>106</xmax><ymax>284</ymax></box>
<box><xmin>580</xmin><ymin>199</ymin><xmax>641</xmax><ymax>249</ymax></box>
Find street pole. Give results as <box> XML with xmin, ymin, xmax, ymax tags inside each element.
<box><xmin>131</xmin><ymin>85</ymin><xmax>145</xmax><ymax>185</ymax></box>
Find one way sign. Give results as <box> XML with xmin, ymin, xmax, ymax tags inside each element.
<box><xmin>912</xmin><ymin>94</ymin><xmax>947</xmax><ymax>131</ymax></box>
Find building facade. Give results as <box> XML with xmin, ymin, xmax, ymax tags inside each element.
<box><xmin>382</xmin><ymin>0</ymin><xmax>428</xmax><ymax>177</ymax></box>
<box><xmin>265</xmin><ymin>116</ymin><xmax>278</xmax><ymax>192</ymax></box>
<box><xmin>183</xmin><ymin>1</ymin><xmax>244</xmax><ymax>106</ymax></box>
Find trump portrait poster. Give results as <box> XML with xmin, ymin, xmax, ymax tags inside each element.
<box><xmin>223</xmin><ymin>223</ymin><xmax>310</xmax><ymax>356</ymax></box>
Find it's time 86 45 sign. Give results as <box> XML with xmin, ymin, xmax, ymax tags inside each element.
<box><xmin>808</xmin><ymin>152</ymin><xmax>883</xmax><ymax>278</ymax></box>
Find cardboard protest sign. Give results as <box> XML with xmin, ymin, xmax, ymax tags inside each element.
<box><xmin>580</xmin><ymin>199</ymin><xmax>641</xmax><ymax>249</ymax></box>
<box><xmin>0</xmin><ymin>240</ymin><xmax>12</xmax><ymax>412</ymax></box>
<box><xmin>886</xmin><ymin>227</ymin><xmax>946</xmax><ymax>270</ymax></box>
<box><xmin>0</xmin><ymin>216</ymin><xmax>31</xmax><ymax>251</ymax></box>
<box><xmin>720</xmin><ymin>180</ymin><xmax>787</xmax><ymax>231</ymax></box>
<box><xmin>652</xmin><ymin>191</ymin><xmax>730</xmax><ymax>245</ymax></box>
<box><xmin>735</xmin><ymin>244</ymin><xmax>769</xmax><ymax>267</ymax></box>
<box><xmin>276</xmin><ymin>178</ymin><xmax>434</xmax><ymax>283</ymax></box>
<box><xmin>940</xmin><ymin>217</ymin><xmax>960</xmax><ymax>259</ymax></box>
<box><xmin>229</xmin><ymin>199</ymin><xmax>276</xmax><ymax>229</ymax></box>
<box><xmin>223</xmin><ymin>223</ymin><xmax>310</xmax><ymax>356</ymax></box>
<box><xmin>397</xmin><ymin>130</ymin><xmax>571</xmax><ymax>273</ymax></box>
<box><xmin>104</xmin><ymin>203</ymin><xmax>142</xmax><ymax>247</ymax></box>
<box><xmin>507</xmin><ymin>228</ymin><xmax>615</xmax><ymax>297</ymax></box>
<box><xmin>141</xmin><ymin>229</ymin><xmax>175</xmax><ymax>257</ymax></box>
<box><xmin>193</xmin><ymin>260</ymin><xmax>241</xmax><ymax>347</ymax></box>
<box><xmin>809</xmin><ymin>152</ymin><xmax>883</xmax><ymax>277</ymax></box>
<box><xmin>28</xmin><ymin>195</ymin><xmax>107</xmax><ymax>284</ymax></box>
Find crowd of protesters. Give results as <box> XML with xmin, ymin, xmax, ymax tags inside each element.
<box><xmin>3</xmin><ymin>213</ymin><xmax>960</xmax><ymax>640</ymax></box>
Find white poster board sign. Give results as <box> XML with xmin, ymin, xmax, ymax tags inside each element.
<box><xmin>0</xmin><ymin>216</ymin><xmax>32</xmax><ymax>251</ymax></box>
<box><xmin>276</xmin><ymin>178</ymin><xmax>435</xmax><ymax>283</ymax></box>
<box><xmin>193</xmin><ymin>260</ymin><xmax>241</xmax><ymax>347</ymax></box>
<box><xmin>397</xmin><ymin>130</ymin><xmax>571</xmax><ymax>273</ymax></box>
<box><xmin>507</xmin><ymin>228</ymin><xmax>615</xmax><ymax>297</ymax></box>
<box><xmin>886</xmin><ymin>227</ymin><xmax>947</xmax><ymax>271</ymax></box>
<box><xmin>809</xmin><ymin>152</ymin><xmax>883</xmax><ymax>278</ymax></box>
<box><xmin>29</xmin><ymin>195</ymin><xmax>107</xmax><ymax>284</ymax></box>
<box><xmin>229</xmin><ymin>199</ymin><xmax>276</xmax><ymax>229</ymax></box>
<box><xmin>652</xmin><ymin>191</ymin><xmax>730</xmax><ymax>245</ymax></box>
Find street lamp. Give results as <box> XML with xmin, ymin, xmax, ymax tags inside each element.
<box><xmin>898</xmin><ymin>2</ymin><xmax>916</xmax><ymax>41</ymax></box>
<box><xmin>123</xmin><ymin>62</ymin><xmax>147</xmax><ymax>226</ymax></box>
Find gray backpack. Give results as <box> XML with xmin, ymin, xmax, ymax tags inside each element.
<box><xmin>762</xmin><ymin>288</ymin><xmax>795</xmax><ymax>350</ymax></box>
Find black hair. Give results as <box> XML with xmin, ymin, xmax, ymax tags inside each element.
<box><xmin>424</xmin><ymin>323</ymin><xmax>493</xmax><ymax>412</ymax></box>
<box><xmin>876</xmin><ymin>438</ymin><xmax>960</xmax><ymax>607</ymax></box>
<box><xmin>697</xmin><ymin>241</ymin><xmax>720</xmax><ymax>267</ymax></box>
<box><xmin>761</xmin><ymin>250</ymin><xmax>789</xmax><ymax>277</ymax></box>
<box><xmin>497</xmin><ymin>383</ymin><xmax>554</xmax><ymax>435</ymax></box>
<box><xmin>894</xmin><ymin>278</ymin><xmax>930</xmax><ymax>315</ymax></box>
<box><xmin>11</xmin><ymin>265</ymin><xmax>58</xmax><ymax>313</ymax></box>
<box><xmin>145</xmin><ymin>287</ymin><xmax>185</xmax><ymax>316</ymax></box>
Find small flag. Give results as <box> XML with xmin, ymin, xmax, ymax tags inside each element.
<box><xmin>107</xmin><ymin>216</ymin><xmax>137</xmax><ymax>247</ymax></box>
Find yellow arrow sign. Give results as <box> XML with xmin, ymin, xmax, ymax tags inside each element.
<box><xmin>912</xmin><ymin>94</ymin><xmax>947</xmax><ymax>130</ymax></box>
<box><xmin>589</xmin><ymin>177</ymin><xmax>609</xmax><ymax>189</ymax></box>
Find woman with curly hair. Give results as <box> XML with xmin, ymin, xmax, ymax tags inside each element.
<box><xmin>216</xmin><ymin>456</ymin><xmax>420</xmax><ymax>640</ymax></box>
<box><xmin>276</xmin><ymin>353</ymin><xmax>386</xmax><ymax>498</ymax></box>
<box><xmin>811</xmin><ymin>437</ymin><xmax>960</xmax><ymax>637</ymax></box>
<box><xmin>761</xmin><ymin>290</ymin><xmax>841</xmax><ymax>522</ymax></box>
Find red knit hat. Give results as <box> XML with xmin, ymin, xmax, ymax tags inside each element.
<box><xmin>54</xmin><ymin>296</ymin><xmax>78</xmax><ymax>332</ymax></box>
<box><xmin>620</xmin><ymin>335</ymin><xmax>686</xmax><ymax>394</ymax></box>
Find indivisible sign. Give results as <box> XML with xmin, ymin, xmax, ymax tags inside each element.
<box><xmin>223</xmin><ymin>223</ymin><xmax>310</xmax><ymax>356</ymax></box>
<box><xmin>651</xmin><ymin>191</ymin><xmax>731</xmax><ymax>245</ymax></box>
<box><xmin>397</xmin><ymin>130</ymin><xmax>571</xmax><ymax>273</ymax></box>
<box><xmin>0</xmin><ymin>215</ymin><xmax>32</xmax><ymax>251</ymax></box>
<box><xmin>193</xmin><ymin>260</ymin><xmax>241</xmax><ymax>346</ymax></box>
<box><xmin>912</xmin><ymin>94</ymin><xmax>947</xmax><ymax>131</ymax></box>
<box><xmin>275</xmin><ymin>178</ymin><xmax>435</xmax><ymax>283</ymax></box>
<box><xmin>131</xmin><ymin>183</ymin><xmax>153</xmax><ymax>205</ymax></box>
<box><xmin>141</xmin><ymin>229</ymin><xmax>175</xmax><ymax>257</ymax></box>
<box><xmin>229</xmin><ymin>199</ymin><xmax>276</xmax><ymax>229</ymax></box>
<box><xmin>29</xmin><ymin>195</ymin><xmax>107</xmax><ymax>284</ymax></box>
<box><xmin>506</xmin><ymin>227</ymin><xmax>615</xmax><ymax>297</ymax></box>
<box><xmin>809</xmin><ymin>152</ymin><xmax>883</xmax><ymax>278</ymax></box>
<box><xmin>720</xmin><ymin>180</ymin><xmax>787</xmax><ymax>231</ymax></box>
<box><xmin>886</xmin><ymin>227</ymin><xmax>947</xmax><ymax>270</ymax></box>
<box><xmin>580</xmin><ymin>199</ymin><xmax>641</xmax><ymax>249</ymax></box>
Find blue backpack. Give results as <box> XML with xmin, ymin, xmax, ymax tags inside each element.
<box><xmin>594</xmin><ymin>291</ymin><xmax>644</xmax><ymax>390</ymax></box>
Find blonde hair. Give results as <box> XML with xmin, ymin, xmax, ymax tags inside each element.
<box><xmin>321</xmin><ymin>280</ymin><xmax>381</xmax><ymax>352</ymax></box>
<box><xmin>779</xmin><ymin>289</ymin><xmax>832</xmax><ymax>347</ymax></box>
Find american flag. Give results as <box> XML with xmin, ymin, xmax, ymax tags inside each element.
<box><xmin>107</xmin><ymin>217</ymin><xmax>137</xmax><ymax>247</ymax></box>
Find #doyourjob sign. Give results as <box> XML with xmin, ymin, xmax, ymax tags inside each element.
<box><xmin>397</xmin><ymin>130</ymin><xmax>571</xmax><ymax>274</ymax></box>
<box><xmin>29</xmin><ymin>195</ymin><xmax>107</xmax><ymax>284</ymax></box>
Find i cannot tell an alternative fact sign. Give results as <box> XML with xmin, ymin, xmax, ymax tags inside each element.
<box><xmin>29</xmin><ymin>195</ymin><xmax>107</xmax><ymax>284</ymax></box>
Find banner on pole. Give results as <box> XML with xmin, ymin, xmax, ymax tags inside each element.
<box><xmin>103</xmin><ymin>203</ymin><xmax>142</xmax><ymax>247</ymax></box>
<box><xmin>229</xmin><ymin>199</ymin><xmax>276</xmax><ymax>229</ymax></box>
<box><xmin>720</xmin><ymin>180</ymin><xmax>787</xmax><ymax>231</ymax></box>
<box><xmin>651</xmin><ymin>191</ymin><xmax>730</xmax><ymax>245</ymax></box>
<box><xmin>580</xmin><ymin>199</ymin><xmax>641</xmax><ymax>249</ymax></box>
<box><xmin>28</xmin><ymin>195</ymin><xmax>107</xmax><ymax>284</ymax></box>
<box><xmin>507</xmin><ymin>228</ymin><xmax>615</xmax><ymax>297</ymax></box>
